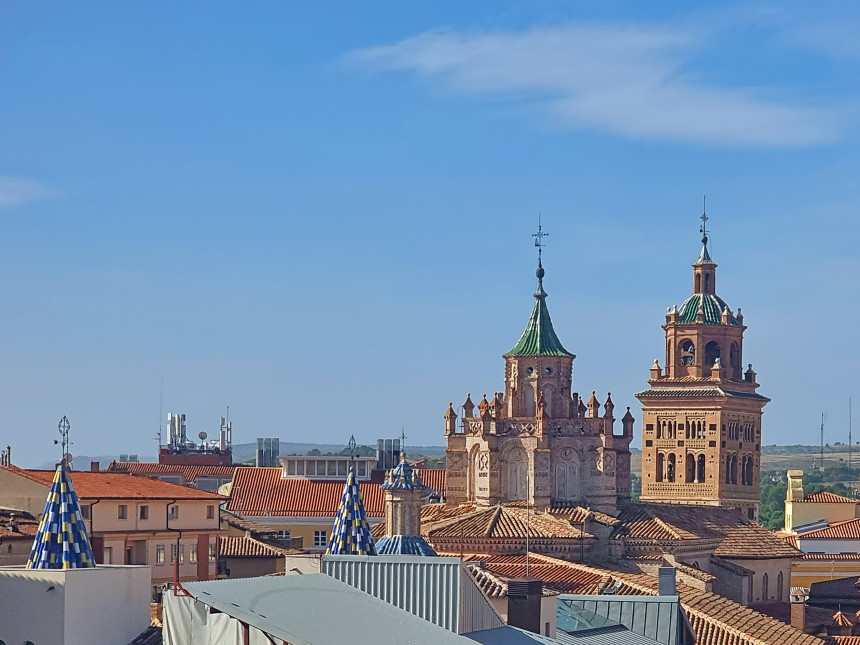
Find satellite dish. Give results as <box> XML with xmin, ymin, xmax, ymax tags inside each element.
<box><xmin>198</xmin><ymin>431</ymin><xmax>208</xmax><ymax>441</ymax></box>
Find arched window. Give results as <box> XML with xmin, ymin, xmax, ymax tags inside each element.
<box><xmin>680</xmin><ymin>340</ymin><xmax>695</xmax><ymax>366</ymax></box>
<box><xmin>522</xmin><ymin>384</ymin><xmax>535</xmax><ymax>417</ymax></box>
<box><xmin>730</xmin><ymin>454</ymin><xmax>738</xmax><ymax>484</ymax></box>
<box><xmin>725</xmin><ymin>456</ymin><xmax>731</xmax><ymax>484</ymax></box>
<box><xmin>705</xmin><ymin>341</ymin><xmax>720</xmax><ymax>369</ymax></box>
<box><xmin>656</xmin><ymin>453</ymin><xmax>665</xmax><ymax>482</ymax></box>
<box><xmin>509</xmin><ymin>460</ymin><xmax>527</xmax><ymax>500</ymax></box>
<box><xmin>730</xmin><ymin>343</ymin><xmax>741</xmax><ymax>379</ymax></box>
<box><xmin>667</xmin><ymin>454</ymin><xmax>676</xmax><ymax>483</ymax></box>
<box><xmin>695</xmin><ymin>274</ymin><xmax>701</xmax><ymax>292</ymax></box>
<box><xmin>697</xmin><ymin>454</ymin><xmax>706</xmax><ymax>482</ymax></box>
<box><xmin>556</xmin><ymin>462</ymin><xmax>579</xmax><ymax>501</ymax></box>
<box><xmin>704</xmin><ymin>273</ymin><xmax>711</xmax><ymax>292</ymax></box>
<box><xmin>745</xmin><ymin>456</ymin><xmax>754</xmax><ymax>486</ymax></box>
<box><xmin>468</xmin><ymin>446</ymin><xmax>480</xmax><ymax>502</ymax></box>
<box><xmin>777</xmin><ymin>571</ymin><xmax>784</xmax><ymax>601</ymax></box>
<box><xmin>762</xmin><ymin>572</ymin><xmax>769</xmax><ymax>601</ymax></box>
<box><xmin>686</xmin><ymin>453</ymin><xmax>695</xmax><ymax>483</ymax></box>
<box><xmin>543</xmin><ymin>386</ymin><xmax>554</xmax><ymax>417</ymax></box>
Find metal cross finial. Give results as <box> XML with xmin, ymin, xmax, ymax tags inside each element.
<box><xmin>700</xmin><ymin>196</ymin><xmax>709</xmax><ymax>241</ymax></box>
<box><xmin>57</xmin><ymin>416</ymin><xmax>70</xmax><ymax>463</ymax></box>
<box><xmin>400</xmin><ymin>427</ymin><xmax>407</xmax><ymax>453</ymax></box>
<box><xmin>532</xmin><ymin>213</ymin><xmax>548</xmax><ymax>260</ymax></box>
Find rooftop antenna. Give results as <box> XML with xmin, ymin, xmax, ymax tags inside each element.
<box><xmin>820</xmin><ymin>412</ymin><xmax>827</xmax><ymax>471</ymax></box>
<box><xmin>526</xmin><ymin>469</ymin><xmax>531</xmax><ymax>577</ymax></box>
<box><xmin>850</xmin><ymin>398</ymin><xmax>853</xmax><ymax>470</ymax></box>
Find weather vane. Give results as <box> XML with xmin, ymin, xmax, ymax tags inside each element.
<box><xmin>55</xmin><ymin>416</ymin><xmax>71</xmax><ymax>464</ymax></box>
<box><xmin>532</xmin><ymin>212</ymin><xmax>548</xmax><ymax>260</ymax></box>
<box><xmin>700</xmin><ymin>195</ymin><xmax>709</xmax><ymax>242</ymax></box>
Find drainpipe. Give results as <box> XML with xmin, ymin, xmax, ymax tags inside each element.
<box><xmin>165</xmin><ymin>499</ymin><xmax>182</xmax><ymax>595</ymax></box>
<box><xmin>88</xmin><ymin>499</ymin><xmax>101</xmax><ymax>560</ymax></box>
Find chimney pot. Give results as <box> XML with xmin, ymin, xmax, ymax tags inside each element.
<box><xmin>90</xmin><ymin>461</ymin><xmax>100</xmax><ymax>472</ymax></box>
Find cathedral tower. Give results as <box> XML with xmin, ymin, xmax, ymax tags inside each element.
<box><xmin>636</xmin><ymin>214</ymin><xmax>769</xmax><ymax>520</ymax></box>
<box><xmin>444</xmin><ymin>229</ymin><xmax>633</xmax><ymax>514</ymax></box>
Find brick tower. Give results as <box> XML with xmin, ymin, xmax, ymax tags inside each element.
<box><xmin>444</xmin><ymin>231</ymin><xmax>633</xmax><ymax>515</ymax></box>
<box><xmin>636</xmin><ymin>214</ymin><xmax>769</xmax><ymax>520</ymax></box>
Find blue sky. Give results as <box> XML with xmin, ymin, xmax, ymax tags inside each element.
<box><xmin>1</xmin><ymin>1</ymin><xmax>858</xmax><ymax>467</ymax></box>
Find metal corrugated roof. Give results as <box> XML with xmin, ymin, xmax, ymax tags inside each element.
<box><xmin>180</xmin><ymin>574</ymin><xmax>471</xmax><ymax>645</ymax></box>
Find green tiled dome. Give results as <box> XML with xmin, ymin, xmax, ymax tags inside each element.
<box><xmin>677</xmin><ymin>293</ymin><xmax>741</xmax><ymax>326</ymax></box>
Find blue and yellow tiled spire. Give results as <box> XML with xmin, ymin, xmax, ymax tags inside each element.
<box><xmin>326</xmin><ymin>469</ymin><xmax>377</xmax><ymax>555</ymax></box>
<box><xmin>26</xmin><ymin>462</ymin><xmax>96</xmax><ymax>569</ymax></box>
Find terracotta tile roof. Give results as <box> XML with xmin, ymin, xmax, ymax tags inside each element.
<box><xmin>452</xmin><ymin>551</ymin><xmax>820</xmax><ymax>645</ymax></box>
<box><xmin>219</xmin><ymin>535</ymin><xmax>303</xmax><ymax>558</ymax></box>
<box><xmin>801</xmin><ymin>491</ymin><xmax>860</xmax><ymax>504</ymax></box>
<box><xmin>833</xmin><ymin>611</ymin><xmax>853</xmax><ymax>627</ymax></box>
<box><xmin>0</xmin><ymin>510</ymin><xmax>39</xmax><ymax>539</ymax></box>
<box><xmin>614</xmin><ymin>503</ymin><xmax>801</xmax><ymax>559</ymax></box>
<box><xmin>810</xmin><ymin>576</ymin><xmax>860</xmax><ymax>601</ymax></box>
<box><xmin>547</xmin><ymin>505</ymin><xmax>621</xmax><ymax>526</ymax></box>
<box><xmin>108</xmin><ymin>462</ymin><xmax>236</xmax><ymax>482</ymax></box>
<box><xmin>226</xmin><ymin>466</ymin><xmax>445</xmax><ymax>517</ymax></box>
<box><xmin>800</xmin><ymin>553</ymin><xmax>860</xmax><ymax>561</ymax></box>
<box><xmin>828</xmin><ymin>638</ymin><xmax>860</xmax><ymax>645</ymax></box>
<box><xmin>220</xmin><ymin>509</ymin><xmax>277</xmax><ymax>534</ymax></box>
<box><xmin>424</xmin><ymin>504</ymin><xmax>587</xmax><ymax>540</ymax></box>
<box><xmin>798</xmin><ymin>517</ymin><xmax>860</xmax><ymax>539</ymax></box>
<box><xmin>3</xmin><ymin>465</ymin><xmax>225</xmax><ymax>500</ymax></box>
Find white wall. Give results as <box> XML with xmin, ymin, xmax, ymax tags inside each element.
<box><xmin>798</xmin><ymin>538</ymin><xmax>860</xmax><ymax>554</ymax></box>
<box><xmin>0</xmin><ymin>565</ymin><xmax>150</xmax><ymax>645</ymax></box>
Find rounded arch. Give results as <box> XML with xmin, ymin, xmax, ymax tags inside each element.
<box><xmin>730</xmin><ymin>342</ymin><xmax>741</xmax><ymax>379</ymax></box>
<box><xmin>762</xmin><ymin>572</ymin><xmax>769</xmax><ymax>601</ymax></box>
<box><xmin>522</xmin><ymin>383</ymin><xmax>535</xmax><ymax>417</ymax></box>
<box><xmin>467</xmin><ymin>444</ymin><xmax>481</xmax><ymax>502</ymax></box>
<box><xmin>697</xmin><ymin>454</ymin><xmax>706</xmax><ymax>482</ymax></box>
<box><xmin>543</xmin><ymin>386</ymin><xmax>554</xmax><ymax>417</ymax></box>
<box><xmin>777</xmin><ymin>571</ymin><xmax>784</xmax><ymax>601</ymax></box>
<box><xmin>667</xmin><ymin>453</ymin><xmax>677</xmax><ymax>483</ymax></box>
<box><xmin>705</xmin><ymin>341</ymin><xmax>721</xmax><ymax>369</ymax></box>
<box><xmin>685</xmin><ymin>453</ymin><xmax>695</xmax><ymax>483</ymax></box>
<box><xmin>679</xmin><ymin>340</ymin><xmax>695</xmax><ymax>366</ymax></box>
<box><xmin>656</xmin><ymin>452</ymin><xmax>665</xmax><ymax>482</ymax></box>
<box><xmin>504</xmin><ymin>446</ymin><xmax>528</xmax><ymax>501</ymax></box>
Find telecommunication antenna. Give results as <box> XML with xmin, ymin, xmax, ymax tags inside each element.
<box><xmin>156</xmin><ymin>377</ymin><xmax>164</xmax><ymax>449</ymax></box>
<box><xmin>850</xmin><ymin>398</ymin><xmax>853</xmax><ymax>469</ymax></box>
<box><xmin>820</xmin><ymin>412</ymin><xmax>827</xmax><ymax>471</ymax></box>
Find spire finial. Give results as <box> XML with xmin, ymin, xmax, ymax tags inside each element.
<box><xmin>700</xmin><ymin>195</ymin><xmax>709</xmax><ymax>244</ymax></box>
<box><xmin>532</xmin><ymin>214</ymin><xmax>548</xmax><ymax>299</ymax></box>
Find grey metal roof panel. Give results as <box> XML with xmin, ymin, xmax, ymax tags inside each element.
<box><xmin>558</xmin><ymin>596</ymin><xmax>679</xmax><ymax>645</ymax></box>
<box><xmin>181</xmin><ymin>573</ymin><xmax>471</xmax><ymax>645</ymax></box>
<box><xmin>467</xmin><ymin>625</ymin><xmax>662</xmax><ymax>645</ymax></box>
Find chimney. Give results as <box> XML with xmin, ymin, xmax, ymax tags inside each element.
<box><xmin>658</xmin><ymin>567</ymin><xmax>677</xmax><ymax>596</ymax></box>
<box><xmin>90</xmin><ymin>461</ymin><xmax>100</xmax><ymax>472</ymax></box>
<box><xmin>9</xmin><ymin>513</ymin><xmax>19</xmax><ymax>532</ymax></box>
<box><xmin>507</xmin><ymin>577</ymin><xmax>543</xmax><ymax>634</ymax></box>
<box><xmin>790</xmin><ymin>588</ymin><xmax>808</xmax><ymax>632</ymax></box>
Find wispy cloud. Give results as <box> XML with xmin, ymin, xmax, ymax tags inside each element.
<box><xmin>0</xmin><ymin>177</ymin><xmax>52</xmax><ymax>209</ymax></box>
<box><xmin>347</xmin><ymin>23</ymin><xmax>848</xmax><ymax>147</ymax></box>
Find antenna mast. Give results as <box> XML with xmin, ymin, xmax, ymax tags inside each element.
<box><xmin>850</xmin><ymin>398</ymin><xmax>853</xmax><ymax>470</ymax></box>
<box><xmin>820</xmin><ymin>412</ymin><xmax>826</xmax><ymax>471</ymax></box>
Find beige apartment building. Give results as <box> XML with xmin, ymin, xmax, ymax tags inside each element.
<box><xmin>0</xmin><ymin>464</ymin><xmax>224</xmax><ymax>598</ymax></box>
